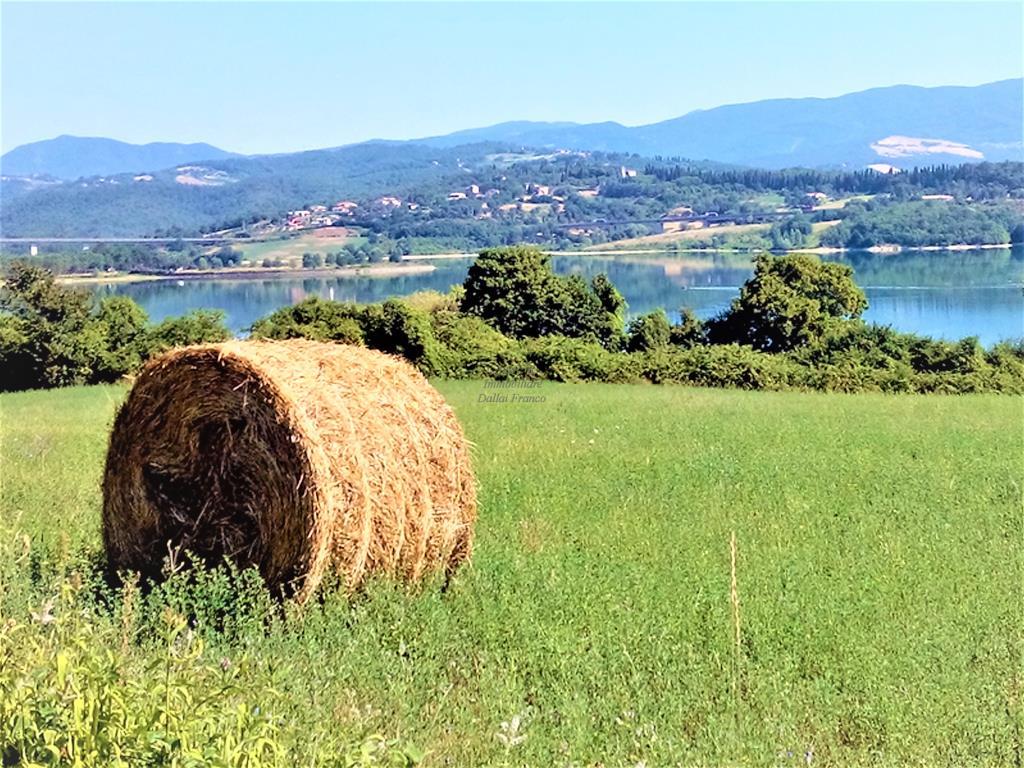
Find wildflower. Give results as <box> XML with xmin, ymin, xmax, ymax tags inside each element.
<box><xmin>31</xmin><ymin>599</ymin><xmax>55</xmax><ymax>625</ymax></box>
<box><xmin>496</xmin><ymin>712</ymin><xmax>527</xmax><ymax>748</ymax></box>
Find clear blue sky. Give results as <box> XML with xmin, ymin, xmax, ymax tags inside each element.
<box><xmin>2</xmin><ymin>1</ymin><xmax>1021</xmax><ymax>154</ymax></box>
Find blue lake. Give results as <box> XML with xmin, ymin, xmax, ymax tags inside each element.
<box><xmin>89</xmin><ymin>247</ymin><xmax>1024</xmax><ymax>346</ymax></box>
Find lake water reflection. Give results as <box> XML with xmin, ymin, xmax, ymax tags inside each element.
<box><xmin>89</xmin><ymin>247</ymin><xmax>1024</xmax><ymax>345</ymax></box>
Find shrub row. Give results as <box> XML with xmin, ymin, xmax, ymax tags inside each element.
<box><xmin>250</xmin><ymin>295</ymin><xmax>1024</xmax><ymax>395</ymax></box>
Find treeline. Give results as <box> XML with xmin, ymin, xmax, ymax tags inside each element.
<box><xmin>294</xmin><ymin>236</ymin><xmax>409</xmax><ymax>269</ymax></box>
<box><xmin>355</xmin><ymin>160</ymin><xmax>1024</xmax><ymax>252</ymax></box>
<box><xmin>655</xmin><ymin>162</ymin><xmax>1024</xmax><ymax>201</ymax></box>
<box><xmin>0</xmin><ymin>243</ymin><xmax>245</xmax><ymax>275</ymax></box>
<box><xmin>819</xmin><ymin>199</ymin><xmax>1022</xmax><ymax>248</ymax></box>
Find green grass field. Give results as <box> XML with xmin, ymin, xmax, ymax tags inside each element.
<box><xmin>234</xmin><ymin>233</ymin><xmax>364</xmax><ymax>266</ymax></box>
<box><xmin>1</xmin><ymin>383</ymin><xmax>1021</xmax><ymax>766</ymax></box>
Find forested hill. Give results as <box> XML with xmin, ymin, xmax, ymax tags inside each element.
<box><xmin>0</xmin><ymin>142</ymin><xmax>520</xmax><ymax>237</ymax></box>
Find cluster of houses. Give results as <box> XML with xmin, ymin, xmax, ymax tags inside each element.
<box><xmin>277</xmin><ymin>179</ymin><xmax>616</xmax><ymax>232</ymax></box>
<box><xmin>275</xmin><ymin>163</ymin><xmax>651</xmax><ymax>234</ymax></box>
<box><xmin>284</xmin><ymin>199</ymin><xmax>381</xmax><ymax>229</ymax></box>
<box><xmin>285</xmin><ymin>204</ymin><xmax>345</xmax><ymax>229</ymax></box>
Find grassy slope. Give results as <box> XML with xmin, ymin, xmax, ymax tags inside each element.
<box><xmin>588</xmin><ymin>222</ymin><xmax>771</xmax><ymax>250</ymax></box>
<box><xmin>234</xmin><ymin>232</ymin><xmax>364</xmax><ymax>266</ymax></box>
<box><xmin>1</xmin><ymin>383</ymin><xmax>1021</xmax><ymax>765</ymax></box>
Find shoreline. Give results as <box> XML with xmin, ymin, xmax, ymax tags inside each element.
<box><xmin>582</xmin><ymin>242</ymin><xmax>1016</xmax><ymax>256</ymax></box>
<box><xmin>52</xmin><ymin>242</ymin><xmax>1017</xmax><ymax>284</ymax></box>
<box><xmin>57</xmin><ymin>262</ymin><xmax>436</xmax><ymax>285</ymax></box>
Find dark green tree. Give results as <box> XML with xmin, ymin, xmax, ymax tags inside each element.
<box><xmin>302</xmin><ymin>252</ymin><xmax>325</xmax><ymax>269</ymax></box>
<box><xmin>250</xmin><ymin>297</ymin><xmax>364</xmax><ymax>343</ymax></box>
<box><xmin>708</xmin><ymin>253</ymin><xmax>867</xmax><ymax>352</ymax></box>
<box><xmin>768</xmin><ymin>214</ymin><xmax>812</xmax><ymax>250</ymax></box>
<box><xmin>0</xmin><ymin>263</ymin><xmax>233</xmax><ymax>391</ymax></box>
<box><xmin>460</xmin><ymin>246</ymin><xmax>624</xmax><ymax>347</ymax></box>
<box><xmin>669</xmin><ymin>308</ymin><xmax>707</xmax><ymax>348</ymax></box>
<box><xmin>0</xmin><ymin>263</ymin><xmax>98</xmax><ymax>387</ymax></box>
<box><xmin>94</xmin><ymin>296</ymin><xmax>150</xmax><ymax>380</ymax></box>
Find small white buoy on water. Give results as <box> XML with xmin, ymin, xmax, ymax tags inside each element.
<box><xmin>176</xmin><ymin>280</ymin><xmax>185</xmax><ymax>287</ymax></box>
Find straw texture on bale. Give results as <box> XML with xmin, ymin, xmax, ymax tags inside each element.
<box><xmin>102</xmin><ymin>340</ymin><xmax>476</xmax><ymax>600</ymax></box>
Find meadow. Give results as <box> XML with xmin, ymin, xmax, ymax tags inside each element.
<box><xmin>234</xmin><ymin>232</ymin><xmax>365</xmax><ymax>266</ymax></box>
<box><xmin>1</xmin><ymin>382</ymin><xmax>1021</xmax><ymax>766</ymax></box>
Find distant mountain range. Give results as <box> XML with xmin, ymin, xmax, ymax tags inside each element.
<box><xmin>0</xmin><ymin>135</ymin><xmax>238</xmax><ymax>180</ymax></box>
<box><xmin>2</xmin><ymin>79</ymin><xmax>1021</xmax><ymax>182</ymax></box>
<box><xmin>417</xmin><ymin>79</ymin><xmax>1024</xmax><ymax>168</ymax></box>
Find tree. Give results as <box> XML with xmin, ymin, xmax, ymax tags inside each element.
<box><xmin>0</xmin><ymin>263</ymin><xmax>98</xmax><ymax>387</ymax></box>
<box><xmin>670</xmin><ymin>308</ymin><xmax>707</xmax><ymax>348</ymax></box>
<box><xmin>768</xmin><ymin>214</ymin><xmax>812</xmax><ymax>250</ymax></box>
<box><xmin>94</xmin><ymin>296</ymin><xmax>150</xmax><ymax>380</ymax></box>
<box><xmin>361</xmin><ymin>300</ymin><xmax>443</xmax><ymax>375</ymax></box>
<box><xmin>302</xmin><ymin>252</ymin><xmax>325</xmax><ymax>269</ymax></box>
<box><xmin>707</xmin><ymin>253</ymin><xmax>867</xmax><ymax>352</ymax></box>
<box><xmin>212</xmin><ymin>246</ymin><xmax>239</xmax><ymax>266</ymax></box>
<box><xmin>460</xmin><ymin>246</ymin><xmax>624</xmax><ymax>347</ymax></box>
<box><xmin>591</xmin><ymin>273</ymin><xmax>626</xmax><ymax>318</ymax></box>
<box><xmin>250</xmin><ymin>297</ymin><xmax>364</xmax><ymax>343</ymax></box>
<box><xmin>0</xmin><ymin>263</ymin><xmax>235</xmax><ymax>391</ymax></box>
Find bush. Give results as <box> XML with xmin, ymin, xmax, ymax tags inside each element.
<box><xmin>361</xmin><ymin>300</ymin><xmax>445</xmax><ymax>376</ymax></box>
<box><xmin>0</xmin><ymin>314</ymin><xmax>35</xmax><ymax>391</ymax></box>
<box><xmin>250</xmin><ymin>297</ymin><xmax>365</xmax><ymax>345</ymax></box>
<box><xmin>799</xmin><ymin>361</ymin><xmax>916</xmax><ymax>394</ymax></box>
<box><xmin>627</xmin><ymin>310</ymin><xmax>671</xmax><ymax>352</ymax></box>
<box><xmin>520</xmin><ymin>336</ymin><xmax>641</xmax><ymax>383</ymax></box>
<box><xmin>907</xmin><ymin>336</ymin><xmax>987</xmax><ymax>375</ymax></box>
<box><xmin>641</xmin><ymin>345</ymin><xmax>800</xmax><ymax>390</ymax></box>
<box><xmin>986</xmin><ymin>340</ymin><xmax>1024</xmax><ymax>384</ymax></box>
<box><xmin>669</xmin><ymin>309</ymin><xmax>707</xmax><ymax>349</ymax></box>
<box><xmin>144</xmin><ymin>310</ymin><xmax>232</xmax><ymax>356</ymax></box>
<box><xmin>430</xmin><ymin>311</ymin><xmax>536</xmax><ymax>379</ymax></box>
<box><xmin>249</xmin><ymin>297</ymin><xmax>446</xmax><ymax>376</ymax></box>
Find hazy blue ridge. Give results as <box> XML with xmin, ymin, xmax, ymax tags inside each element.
<box><xmin>0</xmin><ymin>135</ymin><xmax>241</xmax><ymax>180</ymax></box>
<box><xmin>415</xmin><ymin>79</ymin><xmax>1024</xmax><ymax>168</ymax></box>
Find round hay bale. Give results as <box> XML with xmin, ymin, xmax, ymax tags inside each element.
<box><xmin>102</xmin><ymin>339</ymin><xmax>476</xmax><ymax>600</ymax></box>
